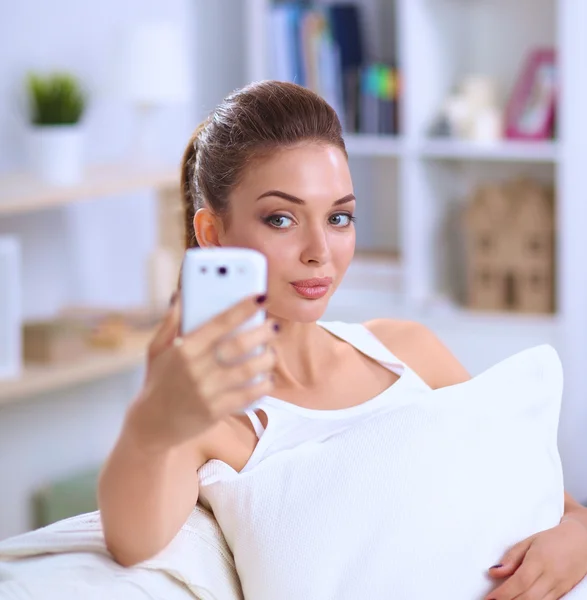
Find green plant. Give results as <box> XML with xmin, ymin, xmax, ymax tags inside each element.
<box><xmin>26</xmin><ymin>72</ymin><xmax>86</xmax><ymax>126</ymax></box>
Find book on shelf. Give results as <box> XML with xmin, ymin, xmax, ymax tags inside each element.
<box><xmin>268</xmin><ymin>1</ymin><xmax>400</xmax><ymax>136</ymax></box>
<box><xmin>359</xmin><ymin>63</ymin><xmax>400</xmax><ymax>136</ymax></box>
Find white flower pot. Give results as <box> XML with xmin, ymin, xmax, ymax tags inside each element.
<box><xmin>28</xmin><ymin>124</ymin><xmax>84</xmax><ymax>185</ymax></box>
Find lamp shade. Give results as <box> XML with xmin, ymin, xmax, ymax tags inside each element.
<box><xmin>123</xmin><ymin>22</ymin><xmax>192</xmax><ymax>106</ymax></box>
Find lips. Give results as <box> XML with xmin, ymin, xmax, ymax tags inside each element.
<box><xmin>290</xmin><ymin>277</ymin><xmax>333</xmax><ymax>299</ymax></box>
<box><xmin>291</xmin><ymin>277</ymin><xmax>332</xmax><ymax>287</ymax></box>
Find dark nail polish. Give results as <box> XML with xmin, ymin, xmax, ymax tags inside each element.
<box><xmin>490</xmin><ymin>564</ymin><xmax>503</xmax><ymax>569</ymax></box>
<box><xmin>273</xmin><ymin>322</ymin><xmax>280</xmax><ymax>332</ymax></box>
<box><xmin>169</xmin><ymin>291</ymin><xmax>179</xmax><ymax>307</ymax></box>
<box><xmin>256</xmin><ymin>294</ymin><xmax>267</xmax><ymax>304</ymax></box>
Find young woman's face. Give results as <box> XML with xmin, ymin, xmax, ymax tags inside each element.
<box><xmin>220</xmin><ymin>143</ymin><xmax>356</xmax><ymax>323</ymax></box>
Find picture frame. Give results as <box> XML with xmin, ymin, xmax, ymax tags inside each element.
<box><xmin>504</xmin><ymin>48</ymin><xmax>557</xmax><ymax>141</ymax></box>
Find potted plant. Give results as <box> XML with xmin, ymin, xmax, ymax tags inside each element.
<box><xmin>26</xmin><ymin>71</ymin><xmax>87</xmax><ymax>185</ymax></box>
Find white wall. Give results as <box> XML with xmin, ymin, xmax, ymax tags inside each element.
<box><xmin>0</xmin><ymin>0</ymin><xmax>196</xmax><ymax>317</ymax></box>
<box><xmin>0</xmin><ymin>0</ymin><xmax>193</xmax><ymax>539</ymax></box>
<box><xmin>0</xmin><ymin>0</ymin><xmax>251</xmax><ymax>539</ymax></box>
<box><xmin>0</xmin><ymin>369</ymin><xmax>144</xmax><ymax>538</ymax></box>
<box><xmin>0</xmin><ymin>0</ymin><xmax>196</xmax><ymax>172</ymax></box>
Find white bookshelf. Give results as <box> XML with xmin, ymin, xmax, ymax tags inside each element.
<box><xmin>242</xmin><ymin>0</ymin><xmax>582</xmax><ymax>317</ymax></box>
<box><xmin>0</xmin><ymin>329</ymin><xmax>153</xmax><ymax>405</ymax></box>
<box><xmin>344</xmin><ymin>134</ymin><xmax>404</xmax><ymax>157</ymax></box>
<box><xmin>0</xmin><ymin>167</ymin><xmax>177</xmax><ymax>402</ymax></box>
<box><xmin>0</xmin><ymin>165</ymin><xmax>178</xmax><ymax>216</ymax></box>
<box><xmin>243</xmin><ymin>0</ymin><xmax>571</xmax><ymax>305</ymax></box>
<box><xmin>342</xmin><ymin>136</ymin><xmax>558</xmax><ymax>162</ymax></box>
<box><xmin>417</xmin><ymin>139</ymin><xmax>559</xmax><ymax>163</ymax></box>
<box><xmin>238</xmin><ymin>0</ymin><xmax>587</xmax><ymax>498</ymax></box>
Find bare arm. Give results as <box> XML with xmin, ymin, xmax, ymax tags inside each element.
<box><xmin>98</xmin><ymin>293</ymin><xmax>276</xmax><ymax>567</ymax></box>
<box><xmin>564</xmin><ymin>491</ymin><xmax>587</xmax><ymax>527</ymax></box>
<box><xmin>97</xmin><ymin>400</ymin><xmax>209</xmax><ymax>567</ymax></box>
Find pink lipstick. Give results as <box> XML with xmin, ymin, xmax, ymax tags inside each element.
<box><xmin>290</xmin><ymin>277</ymin><xmax>332</xmax><ymax>299</ymax></box>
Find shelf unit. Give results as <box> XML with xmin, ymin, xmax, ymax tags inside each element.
<box><xmin>242</xmin><ymin>0</ymin><xmax>587</xmax><ymax>498</ymax></box>
<box><xmin>417</xmin><ymin>139</ymin><xmax>559</xmax><ymax>163</ymax></box>
<box><xmin>344</xmin><ymin>134</ymin><xmax>404</xmax><ymax>158</ymax></box>
<box><xmin>244</xmin><ymin>0</ymin><xmax>572</xmax><ymax>309</ymax></box>
<box><xmin>0</xmin><ymin>165</ymin><xmax>179</xmax><ymax>217</ymax></box>
<box><xmin>0</xmin><ymin>166</ymin><xmax>179</xmax><ymax>404</ymax></box>
<box><xmin>243</xmin><ymin>0</ymin><xmax>583</xmax><ymax>317</ymax></box>
<box><xmin>342</xmin><ymin>136</ymin><xmax>559</xmax><ymax>164</ymax></box>
<box><xmin>0</xmin><ymin>329</ymin><xmax>153</xmax><ymax>406</ymax></box>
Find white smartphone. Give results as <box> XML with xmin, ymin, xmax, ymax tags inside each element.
<box><xmin>180</xmin><ymin>247</ymin><xmax>268</xmax><ymax>337</ymax></box>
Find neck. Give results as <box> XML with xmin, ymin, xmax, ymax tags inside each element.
<box><xmin>267</xmin><ymin>317</ymin><xmax>332</xmax><ymax>389</ymax></box>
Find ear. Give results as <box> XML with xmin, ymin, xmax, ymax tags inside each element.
<box><xmin>193</xmin><ymin>208</ymin><xmax>222</xmax><ymax>247</ymax></box>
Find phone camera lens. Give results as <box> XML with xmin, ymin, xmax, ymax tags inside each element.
<box><xmin>218</xmin><ymin>266</ymin><xmax>227</xmax><ymax>276</ymax></box>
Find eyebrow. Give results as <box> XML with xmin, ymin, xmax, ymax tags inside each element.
<box><xmin>256</xmin><ymin>190</ymin><xmax>356</xmax><ymax>206</ymax></box>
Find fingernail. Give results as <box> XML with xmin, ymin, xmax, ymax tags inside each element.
<box><xmin>256</xmin><ymin>294</ymin><xmax>267</xmax><ymax>304</ymax></box>
<box><xmin>490</xmin><ymin>564</ymin><xmax>503</xmax><ymax>569</ymax></box>
<box><xmin>169</xmin><ymin>291</ymin><xmax>179</xmax><ymax>307</ymax></box>
<box><xmin>273</xmin><ymin>322</ymin><xmax>280</xmax><ymax>332</ymax></box>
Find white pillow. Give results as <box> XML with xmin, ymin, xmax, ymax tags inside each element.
<box><xmin>397</xmin><ymin>343</ymin><xmax>566</xmax><ymax>597</ymax></box>
<box><xmin>206</xmin><ymin>344</ymin><xmax>579</xmax><ymax>599</ymax></box>
<box><xmin>365</xmin><ymin>343</ymin><xmax>567</xmax><ymax>598</ymax></box>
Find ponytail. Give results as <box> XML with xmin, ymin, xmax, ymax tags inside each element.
<box><xmin>178</xmin><ymin>121</ymin><xmax>208</xmax><ymax>290</ymax></box>
<box><xmin>180</xmin><ymin>120</ymin><xmax>208</xmax><ymax>251</ymax></box>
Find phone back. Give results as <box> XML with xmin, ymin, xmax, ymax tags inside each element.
<box><xmin>180</xmin><ymin>247</ymin><xmax>267</xmax><ymax>336</ymax></box>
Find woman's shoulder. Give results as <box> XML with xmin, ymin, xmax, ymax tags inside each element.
<box><xmin>362</xmin><ymin>318</ymin><xmax>471</xmax><ymax>389</ymax></box>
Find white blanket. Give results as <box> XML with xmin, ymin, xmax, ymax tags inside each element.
<box><xmin>0</xmin><ymin>505</ymin><xmax>243</xmax><ymax>600</ymax></box>
<box><xmin>2</xmin><ymin>505</ymin><xmax>587</xmax><ymax>599</ymax></box>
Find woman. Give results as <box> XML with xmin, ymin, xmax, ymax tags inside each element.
<box><xmin>98</xmin><ymin>80</ymin><xmax>587</xmax><ymax>599</ymax></box>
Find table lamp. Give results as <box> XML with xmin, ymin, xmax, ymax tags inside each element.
<box><xmin>122</xmin><ymin>22</ymin><xmax>192</xmax><ymax>164</ymax></box>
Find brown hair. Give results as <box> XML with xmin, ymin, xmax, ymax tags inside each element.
<box><xmin>180</xmin><ymin>80</ymin><xmax>347</xmax><ymax>250</ymax></box>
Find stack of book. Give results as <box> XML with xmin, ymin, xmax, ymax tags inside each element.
<box><xmin>268</xmin><ymin>1</ymin><xmax>400</xmax><ymax>135</ymax></box>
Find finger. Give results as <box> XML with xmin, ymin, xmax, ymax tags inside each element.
<box><xmin>219</xmin><ymin>375</ymin><xmax>275</xmax><ymax>416</ymax></box>
<box><xmin>182</xmin><ymin>293</ymin><xmax>267</xmax><ymax>354</ymax></box>
<box><xmin>208</xmin><ymin>347</ymin><xmax>276</xmax><ymax>393</ymax></box>
<box><xmin>510</xmin><ymin>575</ymin><xmax>557</xmax><ymax>600</ymax></box>
<box><xmin>486</xmin><ymin>563</ymin><xmax>542</xmax><ymax>600</ymax></box>
<box><xmin>181</xmin><ymin>320</ymin><xmax>277</xmax><ymax>383</ymax></box>
<box><xmin>489</xmin><ymin>537</ymin><xmax>535</xmax><ymax>579</ymax></box>
<box><xmin>211</xmin><ymin>318</ymin><xmax>279</xmax><ymax>364</ymax></box>
<box><xmin>147</xmin><ymin>291</ymin><xmax>181</xmax><ymax>359</ymax></box>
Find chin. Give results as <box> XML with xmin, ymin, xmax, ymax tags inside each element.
<box><xmin>269</xmin><ymin>296</ymin><xmax>331</xmax><ymax>323</ymax></box>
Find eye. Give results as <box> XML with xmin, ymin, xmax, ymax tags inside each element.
<box><xmin>265</xmin><ymin>214</ymin><xmax>294</xmax><ymax>229</ymax></box>
<box><xmin>329</xmin><ymin>213</ymin><xmax>355</xmax><ymax>227</ymax></box>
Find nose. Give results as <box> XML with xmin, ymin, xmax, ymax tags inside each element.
<box><xmin>299</xmin><ymin>224</ymin><xmax>331</xmax><ymax>266</ymax></box>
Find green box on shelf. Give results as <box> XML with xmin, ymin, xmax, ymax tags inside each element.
<box><xmin>31</xmin><ymin>466</ymin><xmax>101</xmax><ymax>529</ymax></box>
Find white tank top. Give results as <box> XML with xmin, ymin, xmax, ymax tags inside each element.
<box><xmin>197</xmin><ymin>321</ymin><xmax>431</xmax><ymax>599</ymax></box>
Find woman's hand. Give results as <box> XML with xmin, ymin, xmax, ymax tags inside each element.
<box><xmin>129</xmin><ymin>291</ymin><xmax>278</xmax><ymax>450</ymax></box>
<box><xmin>485</xmin><ymin>518</ymin><xmax>587</xmax><ymax>599</ymax></box>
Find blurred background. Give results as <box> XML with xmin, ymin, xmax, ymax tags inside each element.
<box><xmin>0</xmin><ymin>0</ymin><xmax>586</xmax><ymax>539</ymax></box>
